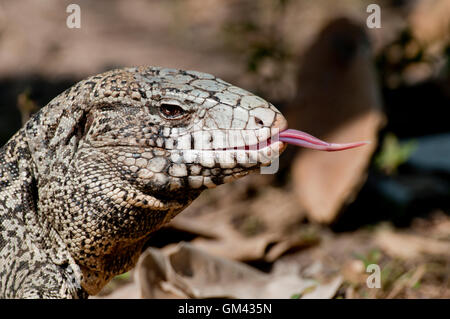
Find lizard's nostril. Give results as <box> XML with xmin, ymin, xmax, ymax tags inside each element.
<box><xmin>254</xmin><ymin>116</ymin><xmax>264</xmax><ymax>127</ymax></box>
<box><xmin>271</xmin><ymin>113</ymin><xmax>288</xmax><ymax>132</ymax></box>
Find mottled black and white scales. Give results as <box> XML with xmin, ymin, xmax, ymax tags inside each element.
<box><xmin>0</xmin><ymin>66</ymin><xmax>287</xmax><ymax>298</ymax></box>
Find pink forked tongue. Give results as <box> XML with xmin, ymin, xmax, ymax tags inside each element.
<box><xmin>279</xmin><ymin>129</ymin><xmax>370</xmax><ymax>151</ymax></box>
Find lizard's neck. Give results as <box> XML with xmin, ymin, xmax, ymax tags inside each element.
<box><xmin>0</xmin><ymin>129</ymin><xmax>57</xmax><ymax>252</ymax></box>
<box><xmin>78</xmin><ymin>238</ymin><xmax>147</xmax><ymax>295</ymax></box>
<box><xmin>61</xmin><ymin>164</ymin><xmax>198</xmax><ymax>294</ymax></box>
<box><xmin>0</xmin><ymin>129</ymin><xmax>84</xmax><ymax>298</ymax></box>
<box><xmin>75</xmin><ymin>203</ymin><xmax>190</xmax><ymax>295</ymax></box>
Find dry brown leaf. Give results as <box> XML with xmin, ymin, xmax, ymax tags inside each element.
<box><xmin>134</xmin><ymin>242</ymin><xmax>342</xmax><ymax>299</ymax></box>
<box><xmin>375</xmin><ymin>229</ymin><xmax>450</xmax><ymax>260</ymax></box>
<box><xmin>286</xmin><ymin>17</ymin><xmax>385</xmax><ymax>224</ymax></box>
<box><xmin>93</xmin><ymin>281</ymin><xmax>141</xmax><ymax>299</ymax></box>
<box><xmin>291</xmin><ymin>113</ymin><xmax>381</xmax><ymax>223</ymax></box>
<box><xmin>409</xmin><ymin>0</ymin><xmax>450</xmax><ymax>45</ymax></box>
<box><xmin>170</xmin><ymin>186</ymin><xmax>309</xmax><ymax>262</ymax></box>
<box><xmin>169</xmin><ymin>217</ymin><xmax>218</xmax><ymax>239</ymax></box>
<box><xmin>192</xmin><ymin>235</ymin><xmax>280</xmax><ymax>262</ymax></box>
<box><xmin>301</xmin><ymin>276</ymin><xmax>343</xmax><ymax>299</ymax></box>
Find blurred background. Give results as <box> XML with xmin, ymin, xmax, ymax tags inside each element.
<box><xmin>0</xmin><ymin>0</ymin><xmax>449</xmax><ymax>298</ymax></box>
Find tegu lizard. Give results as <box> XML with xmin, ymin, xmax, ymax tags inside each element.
<box><xmin>0</xmin><ymin>66</ymin><xmax>366</xmax><ymax>298</ymax></box>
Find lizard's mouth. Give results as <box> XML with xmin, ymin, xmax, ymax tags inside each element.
<box><xmin>214</xmin><ymin>136</ymin><xmax>279</xmax><ymax>151</ymax></box>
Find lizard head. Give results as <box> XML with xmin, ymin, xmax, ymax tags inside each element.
<box><xmin>26</xmin><ymin>66</ymin><xmax>366</xmax><ymax>294</ymax></box>
<box><xmin>36</xmin><ymin>66</ymin><xmax>290</xmax><ymax>291</ymax></box>
<box><xmin>80</xmin><ymin>67</ymin><xmax>289</xmax><ymax>207</ymax></box>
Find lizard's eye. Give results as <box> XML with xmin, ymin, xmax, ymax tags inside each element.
<box><xmin>160</xmin><ymin>103</ymin><xmax>185</xmax><ymax>119</ymax></box>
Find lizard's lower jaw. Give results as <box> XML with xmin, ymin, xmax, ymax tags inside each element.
<box><xmin>267</xmin><ymin>139</ymin><xmax>288</xmax><ymax>158</ymax></box>
<box><xmin>270</xmin><ymin>112</ymin><xmax>288</xmax><ymax>155</ymax></box>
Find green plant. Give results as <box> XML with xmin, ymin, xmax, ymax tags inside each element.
<box><xmin>374</xmin><ymin>133</ymin><xmax>417</xmax><ymax>175</ymax></box>
<box><xmin>353</xmin><ymin>249</ymin><xmax>382</xmax><ymax>268</ymax></box>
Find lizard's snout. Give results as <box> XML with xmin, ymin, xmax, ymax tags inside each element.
<box><xmin>270</xmin><ymin>113</ymin><xmax>289</xmax><ymax>154</ymax></box>
<box><xmin>272</xmin><ymin>113</ymin><xmax>289</xmax><ymax>132</ymax></box>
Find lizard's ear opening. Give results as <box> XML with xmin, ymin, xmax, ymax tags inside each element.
<box><xmin>79</xmin><ymin>112</ymin><xmax>94</xmax><ymax>138</ymax></box>
<box><xmin>61</xmin><ymin>112</ymin><xmax>93</xmax><ymax>146</ymax></box>
<box><xmin>80</xmin><ymin>112</ymin><xmax>94</xmax><ymax>136</ymax></box>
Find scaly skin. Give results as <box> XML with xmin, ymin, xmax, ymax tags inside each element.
<box><xmin>0</xmin><ymin>66</ymin><xmax>287</xmax><ymax>298</ymax></box>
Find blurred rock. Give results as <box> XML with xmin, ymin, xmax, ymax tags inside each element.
<box><xmin>333</xmin><ymin>133</ymin><xmax>450</xmax><ymax>229</ymax></box>
<box><xmin>376</xmin><ymin>132</ymin><xmax>450</xmax><ymax>206</ymax></box>
<box><xmin>332</xmin><ymin>172</ymin><xmax>449</xmax><ymax>230</ymax></box>
<box><xmin>407</xmin><ymin>133</ymin><xmax>450</xmax><ymax>174</ymax></box>
<box><xmin>286</xmin><ymin>17</ymin><xmax>385</xmax><ymax>224</ymax></box>
<box><xmin>370</xmin><ymin>133</ymin><xmax>450</xmax><ymax>221</ymax></box>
